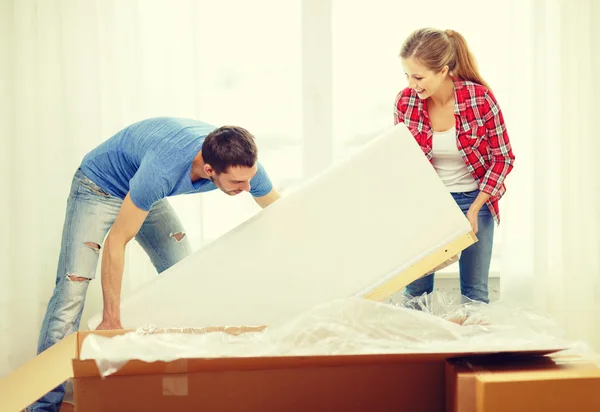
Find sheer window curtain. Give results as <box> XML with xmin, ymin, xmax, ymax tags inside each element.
<box><xmin>0</xmin><ymin>0</ymin><xmax>14</xmax><ymax>382</ymax></box>
<box><xmin>0</xmin><ymin>0</ymin><xmax>208</xmax><ymax>378</ymax></box>
<box><xmin>2</xmin><ymin>0</ymin><xmax>600</xmax><ymax>382</ymax></box>
<box><xmin>329</xmin><ymin>0</ymin><xmax>600</xmax><ymax>354</ymax></box>
<box><xmin>0</xmin><ymin>0</ymin><xmax>302</xmax><ymax>379</ymax></box>
<box><xmin>331</xmin><ymin>0</ymin><xmax>512</xmax><ymax>282</ymax></box>
<box><xmin>500</xmin><ymin>0</ymin><xmax>600</xmax><ymax>352</ymax></box>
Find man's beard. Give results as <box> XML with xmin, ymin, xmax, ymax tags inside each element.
<box><xmin>210</xmin><ymin>176</ymin><xmax>236</xmax><ymax>196</ymax></box>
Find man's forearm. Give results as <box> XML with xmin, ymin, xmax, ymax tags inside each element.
<box><xmin>254</xmin><ymin>189</ymin><xmax>281</xmax><ymax>209</ymax></box>
<box><xmin>101</xmin><ymin>237</ymin><xmax>126</xmax><ymax>323</ymax></box>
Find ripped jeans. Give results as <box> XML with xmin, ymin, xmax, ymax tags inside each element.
<box><xmin>29</xmin><ymin>168</ymin><xmax>191</xmax><ymax>411</ymax></box>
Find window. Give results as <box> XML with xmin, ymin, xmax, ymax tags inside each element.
<box><xmin>125</xmin><ymin>0</ymin><xmax>513</xmax><ymax>280</ymax></box>
<box><xmin>147</xmin><ymin>1</ymin><xmax>303</xmax><ymax>248</ymax></box>
<box><xmin>117</xmin><ymin>1</ymin><xmax>302</xmax><ymax>284</ymax></box>
<box><xmin>331</xmin><ymin>0</ymin><xmax>512</xmax><ymax>275</ymax></box>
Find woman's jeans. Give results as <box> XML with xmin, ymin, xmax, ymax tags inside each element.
<box><xmin>28</xmin><ymin>169</ymin><xmax>192</xmax><ymax>411</ymax></box>
<box><xmin>404</xmin><ymin>189</ymin><xmax>495</xmax><ymax>304</ymax></box>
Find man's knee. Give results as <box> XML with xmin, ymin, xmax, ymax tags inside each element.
<box><xmin>83</xmin><ymin>241</ymin><xmax>101</xmax><ymax>252</ymax></box>
<box><xmin>67</xmin><ymin>274</ymin><xmax>90</xmax><ymax>282</ymax></box>
<box><xmin>63</xmin><ymin>240</ymin><xmax>103</xmax><ymax>281</ymax></box>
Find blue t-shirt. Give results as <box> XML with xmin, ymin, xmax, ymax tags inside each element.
<box><xmin>80</xmin><ymin>117</ymin><xmax>273</xmax><ymax>211</ymax></box>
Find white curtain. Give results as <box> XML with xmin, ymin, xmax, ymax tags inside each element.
<box><xmin>0</xmin><ymin>0</ymin><xmax>302</xmax><ymax>378</ymax></box>
<box><xmin>2</xmin><ymin>0</ymin><xmax>599</xmax><ymax>382</ymax></box>
<box><xmin>500</xmin><ymin>0</ymin><xmax>600</xmax><ymax>351</ymax></box>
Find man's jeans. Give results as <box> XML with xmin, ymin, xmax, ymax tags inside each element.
<box><xmin>405</xmin><ymin>189</ymin><xmax>495</xmax><ymax>304</ymax></box>
<box><xmin>28</xmin><ymin>169</ymin><xmax>192</xmax><ymax>411</ymax></box>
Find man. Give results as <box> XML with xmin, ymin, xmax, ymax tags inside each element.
<box><xmin>28</xmin><ymin>117</ymin><xmax>280</xmax><ymax>411</ymax></box>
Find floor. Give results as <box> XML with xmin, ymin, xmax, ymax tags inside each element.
<box><xmin>434</xmin><ymin>275</ymin><xmax>501</xmax><ymax>301</ymax></box>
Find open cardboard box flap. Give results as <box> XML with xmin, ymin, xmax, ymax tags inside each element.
<box><xmin>2</xmin><ymin>333</ymin><xmax>78</xmax><ymax>412</ymax></box>
<box><xmin>1</xmin><ymin>327</ymin><xmax>563</xmax><ymax>412</ymax></box>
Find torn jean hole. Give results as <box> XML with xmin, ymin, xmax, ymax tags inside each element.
<box><xmin>170</xmin><ymin>232</ymin><xmax>185</xmax><ymax>242</ymax></box>
<box><xmin>84</xmin><ymin>242</ymin><xmax>101</xmax><ymax>252</ymax></box>
<box><xmin>67</xmin><ymin>274</ymin><xmax>91</xmax><ymax>282</ymax></box>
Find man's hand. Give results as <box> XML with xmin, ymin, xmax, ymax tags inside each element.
<box><xmin>253</xmin><ymin>188</ymin><xmax>281</xmax><ymax>209</ymax></box>
<box><xmin>95</xmin><ymin>318</ymin><xmax>124</xmax><ymax>331</ymax></box>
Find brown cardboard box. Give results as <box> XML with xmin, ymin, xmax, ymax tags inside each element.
<box><xmin>1</xmin><ymin>329</ymin><xmax>561</xmax><ymax>412</ymax></box>
<box><xmin>73</xmin><ymin>350</ymin><xmax>447</xmax><ymax>412</ymax></box>
<box><xmin>446</xmin><ymin>355</ymin><xmax>600</xmax><ymax>412</ymax></box>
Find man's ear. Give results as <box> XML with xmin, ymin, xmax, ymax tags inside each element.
<box><xmin>204</xmin><ymin>164</ymin><xmax>215</xmax><ymax>177</ymax></box>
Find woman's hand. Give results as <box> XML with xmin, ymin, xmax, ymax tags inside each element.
<box><xmin>466</xmin><ymin>207</ymin><xmax>479</xmax><ymax>234</ymax></box>
<box><xmin>465</xmin><ymin>190</ymin><xmax>491</xmax><ymax>235</ymax></box>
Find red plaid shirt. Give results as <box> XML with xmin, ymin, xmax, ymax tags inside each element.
<box><xmin>393</xmin><ymin>79</ymin><xmax>515</xmax><ymax>224</ymax></box>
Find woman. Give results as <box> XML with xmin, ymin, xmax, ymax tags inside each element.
<box><xmin>393</xmin><ymin>28</ymin><xmax>515</xmax><ymax>304</ymax></box>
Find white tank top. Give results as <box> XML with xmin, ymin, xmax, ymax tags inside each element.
<box><xmin>431</xmin><ymin>126</ymin><xmax>478</xmax><ymax>192</ymax></box>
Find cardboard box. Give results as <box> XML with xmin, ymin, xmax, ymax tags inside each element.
<box><xmin>446</xmin><ymin>355</ymin><xmax>600</xmax><ymax>412</ymax></box>
<box><xmin>2</xmin><ymin>329</ymin><xmax>561</xmax><ymax>412</ymax></box>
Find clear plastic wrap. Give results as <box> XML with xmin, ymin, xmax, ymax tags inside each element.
<box><xmin>80</xmin><ymin>293</ymin><xmax>592</xmax><ymax>378</ymax></box>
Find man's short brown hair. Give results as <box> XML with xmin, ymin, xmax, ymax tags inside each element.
<box><xmin>202</xmin><ymin>126</ymin><xmax>258</xmax><ymax>174</ymax></box>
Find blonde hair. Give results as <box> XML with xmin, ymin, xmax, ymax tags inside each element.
<box><xmin>400</xmin><ymin>28</ymin><xmax>491</xmax><ymax>90</ymax></box>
